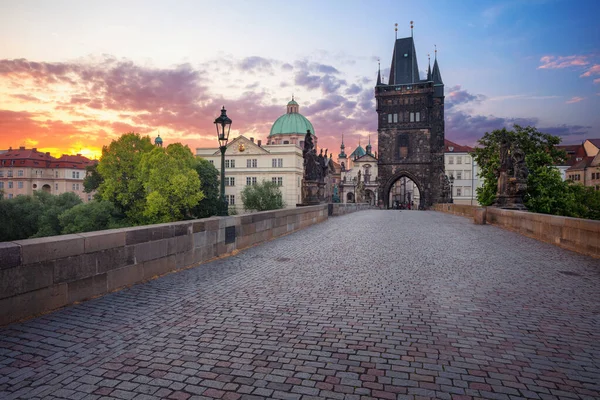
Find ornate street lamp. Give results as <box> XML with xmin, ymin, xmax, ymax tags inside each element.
<box><xmin>214</xmin><ymin>106</ymin><xmax>232</xmax><ymax>216</ymax></box>
<box><xmin>449</xmin><ymin>174</ymin><xmax>455</xmax><ymax>204</ymax></box>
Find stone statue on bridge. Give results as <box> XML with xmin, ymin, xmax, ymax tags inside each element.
<box><xmin>493</xmin><ymin>132</ymin><xmax>528</xmax><ymax>210</ymax></box>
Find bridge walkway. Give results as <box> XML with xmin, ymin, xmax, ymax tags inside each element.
<box><xmin>1</xmin><ymin>210</ymin><xmax>599</xmax><ymax>399</ymax></box>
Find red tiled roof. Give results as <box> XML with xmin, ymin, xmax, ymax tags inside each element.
<box><xmin>556</xmin><ymin>144</ymin><xmax>587</xmax><ymax>167</ymax></box>
<box><xmin>444</xmin><ymin>139</ymin><xmax>473</xmax><ymax>153</ymax></box>
<box><xmin>567</xmin><ymin>156</ymin><xmax>594</xmax><ymax>171</ymax></box>
<box><xmin>0</xmin><ymin>147</ymin><xmax>94</xmax><ymax>169</ymax></box>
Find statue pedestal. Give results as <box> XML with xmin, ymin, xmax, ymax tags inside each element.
<box><xmin>494</xmin><ymin>178</ymin><xmax>528</xmax><ymax>211</ymax></box>
<box><xmin>302</xmin><ymin>180</ymin><xmax>324</xmax><ymax>205</ymax></box>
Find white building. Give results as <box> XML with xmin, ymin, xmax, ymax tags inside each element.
<box><xmin>196</xmin><ymin>99</ymin><xmax>317</xmax><ymax>213</ymax></box>
<box><xmin>338</xmin><ymin>137</ymin><xmax>380</xmax><ymax>205</ymax></box>
<box><xmin>444</xmin><ymin>139</ymin><xmax>482</xmax><ymax>205</ymax></box>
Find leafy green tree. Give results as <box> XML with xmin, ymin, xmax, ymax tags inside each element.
<box><xmin>33</xmin><ymin>192</ymin><xmax>82</xmax><ymax>237</ymax></box>
<box><xmin>135</xmin><ymin>143</ymin><xmax>204</xmax><ymax>223</ymax></box>
<box><xmin>568</xmin><ymin>183</ymin><xmax>600</xmax><ymax>220</ymax></box>
<box><xmin>96</xmin><ymin>132</ymin><xmax>154</xmax><ymax>221</ymax></box>
<box><xmin>472</xmin><ymin>125</ymin><xmax>566</xmax><ymax>208</ymax></box>
<box><xmin>59</xmin><ymin>200</ymin><xmax>127</xmax><ymax>234</ymax></box>
<box><xmin>0</xmin><ymin>194</ymin><xmax>43</xmax><ymax>241</ymax></box>
<box><xmin>241</xmin><ymin>180</ymin><xmax>285</xmax><ymax>212</ymax></box>
<box><xmin>83</xmin><ymin>163</ymin><xmax>103</xmax><ymax>196</ymax></box>
<box><xmin>191</xmin><ymin>157</ymin><xmax>220</xmax><ymax>218</ymax></box>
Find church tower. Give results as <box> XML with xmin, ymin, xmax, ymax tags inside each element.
<box><xmin>375</xmin><ymin>26</ymin><xmax>445</xmax><ymax>208</ymax></box>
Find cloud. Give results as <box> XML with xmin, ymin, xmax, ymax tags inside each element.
<box><xmin>541</xmin><ymin>124</ymin><xmax>591</xmax><ymax>137</ymax></box>
<box><xmin>565</xmin><ymin>96</ymin><xmax>585</xmax><ymax>104</ymax></box>
<box><xmin>580</xmin><ymin>64</ymin><xmax>600</xmax><ymax>78</ymax></box>
<box><xmin>446</xmin><ymin>85</ymin><xmax>487</xmax><ymax>109</ymax></box>
<box><xmin>238</xmin><ymin>56</ymin><xmax>273</xmax><ymax>73</ymax></box>
<box><xmin>538</xmin><ymin>55</ymin><xmax>589</xmax><ymax>69</ymax></box>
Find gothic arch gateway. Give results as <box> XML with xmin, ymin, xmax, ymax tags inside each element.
<box><xmin>376</xmin><ymin>33</ymin><xmax>446</xmax><ymax>209</ymax></box>
<box><xmin>383</xmin><ymin>171</ymin><xmax>424</xmax><ymax>209</ymax></box>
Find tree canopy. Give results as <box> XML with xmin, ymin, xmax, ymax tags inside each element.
<box><xmin>191</xmin><ymin>157</ymin><xmax>221</xmax><ymax>219</ymax></box>
<box><xmin>95</xmin><ymin>133</ymin><xmax>209</xmax><ymax>224</ymax></box>
<box><xmin>241</xmin><ymin>180</ymin><xmax>285</xmax><ymax>212</ymax></box>
<box><xmin>472</xmin><ymin>125</ymin><xmax>600</xmax><ymax>219</ymax></box>
<box><xmin>136</xmin><ymin>143</ymin><xmax>204</xmax><ymax>224</ymax></box>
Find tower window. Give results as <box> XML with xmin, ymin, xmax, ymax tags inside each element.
<box><xmin>388</xmin><ymin>114</ymin><xmax>393</xmax><ymax>123</ymax></box>
<box><xmin>410</xmin><ymin>113</ymin><xmax>415</xmax><ymax>122</ymax></box>
<box><xmin>415</xmin><ymin>112</ymin><xmax>420</xmax><ymax>122</ymax></box>
<box><xmin>397</xmin><ymin>134</ymin><xmax>409</xmax><ymax>159</ymax></box>
<box><xmin>393</xmin><ymin>113</ymin><xmax>398</xmax><ymax>123</ymax></box>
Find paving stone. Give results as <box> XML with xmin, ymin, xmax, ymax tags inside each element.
<box><xmin>0</xmin><ymin>211</ymin><xmax>598</xmax><ymax>400</ymax></box>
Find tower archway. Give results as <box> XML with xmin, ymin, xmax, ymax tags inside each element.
<box><xmin>382</xmin><ymin>170</ymin><xmax>424</xmax><ymax>210</ymax></box>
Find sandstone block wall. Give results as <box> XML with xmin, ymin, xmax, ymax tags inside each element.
<box><xmin>0</xmin><ymin>205</ymin><xmax>329</xmax><ymax>325</ymax></box>
<box><xmin>433</xmin><ymin>204</ymin><xmax>600</xmax><ymax>258</ymax></box>
<box><xmin>330</xmin><ymin>203</ymin><xmax>374</xmax><ymax>216</ymax></box>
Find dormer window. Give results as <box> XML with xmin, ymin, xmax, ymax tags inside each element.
<box><xmin>448</xmin><ymin>146</ymin><xmax>454</xmax><ymax>152</ymax></box>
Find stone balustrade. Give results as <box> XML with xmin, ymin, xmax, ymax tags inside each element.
<box><xmin>1</xmin><ymin>205</ymin><xmax>337</xmax><ymax>325</ymax></box>
<box><xmin>432</xmin><ymin>204</ymin><xmax>600</xmax><ymax>258</ymax></box>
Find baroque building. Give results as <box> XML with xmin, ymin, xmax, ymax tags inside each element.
<box><xmin>196</xmin><ymin>99</ymin><xmax>321</xmax><ymax>213</ymax></box>
<box><xmin>0</xmin><ymin>147</ymin><xmax>96</xmax><ymax>202</ymax></box>
<box><xmin>375</xmin><ymin>33</ymin><xmax>445</xmax><ymax>208</ymax></box>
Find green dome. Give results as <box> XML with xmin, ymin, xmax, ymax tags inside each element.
<box><xmin>269</xmin><ymin>110</ymin><xmax>315</xmax><ymax>137</ymax></box>
<box><xmin>288</xmin><ymin>99</ymin><xmax>299</xmax><ymax>106</ymax></box>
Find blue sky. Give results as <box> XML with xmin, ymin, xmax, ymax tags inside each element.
<box><xmin>0</xmin><ymin>0</ymin><xmax>598</xmax><ymax>157</ymax></box>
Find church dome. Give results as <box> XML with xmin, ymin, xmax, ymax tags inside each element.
<box><xmin>154</xmin><ymin>134</ymin><xmax>163</xmax><ymax>147</ymax></box>
<box><xmin>269</xmin><ymin>98</ymin><xmax>315</xmax><ymax>137</ymax></box>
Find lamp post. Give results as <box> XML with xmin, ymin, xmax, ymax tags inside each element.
<box><xmin>214</xmin><ymin>106</ymin><xmax>232</xmax><ymax>216</ymax></box>
<box><xmin>449</xmin><ymin>174</ymin><xmax>455</xmax><ymax>204</ymax></box>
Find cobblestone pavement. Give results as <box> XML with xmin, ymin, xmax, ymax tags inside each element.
<box><xmin>1</xmin><ymin>210</ymin><xmax>599</xmax><ymax>400</ymax></box>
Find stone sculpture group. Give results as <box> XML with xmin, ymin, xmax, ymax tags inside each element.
<box><xmin>302</xmin><ymin>130</ymin><xmax>335</xmax><ymax>205</ymax></box>
<box><xmin>493</xmin><ymin>131</ymin><xmax>529</xmax><ymax>210</ymax></box>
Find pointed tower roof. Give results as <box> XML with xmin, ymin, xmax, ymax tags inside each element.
<box><xmin>366</xmin><ymin>135</ymin><xmax>372</xmax><ymax>155</ymax></box>
<box><xmin>339</xmin><ymin>134</ymin><xmax>347</xmax><ymax>159</ymax></box>
<box><xmin>376</xmin><ymin>61</ymin><xmax>383</xmax><ymax>86</ymax></box>
<box><xmin>432</xmin><ymin>58</ymin><xmax>443</xmax><ymax>85</ymax></box>
<box><xmin>388</xmin><ymin>37</ymin><xmax>420</xmax><ymax>85</ymax></box>
<box><xmin>427</xmin><ymin>54</ymin><xmax>432</xmax><ymax>81</ymax></box>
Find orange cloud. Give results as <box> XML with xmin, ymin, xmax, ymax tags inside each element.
<box><xmin>580</xmin><ymin>64</ymin><xmax>600</xmax><ymax>78</ymax></box>
<box><xmin>538</xmin><ymin>55</ymin><xmax>589</xmax><ymax>69</ymax></box>
<box><xmin>0</xmin><ymin>56</ymin><xmax>377</xmax><ymax>158</ymax></box>
<box><xmin>565</xmin><ymin>96</ymin><xmax>585</xmax><ymax>104</ymax></box>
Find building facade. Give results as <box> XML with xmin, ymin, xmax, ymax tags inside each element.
<box><xmin>444</xmin><ymin>140</ymin><xmax>481</xmax><ymax>205</ymax></box>
<box><xmin>338</xmin><ymin>139</ymin><xmax>379</xmax><ymax>205</ymax></box>
<box><xmin>375</xmin><ymin>34</ymin><xmax>446</xmax><ymax>209</ymax></box>
<box><xmin>196</xmin><ymin>99</ymin><xmax>318</xmax><ymax>213</ymax></box>
<box><xmin>196</xmin><ymin>136</ymin><xmax>304</xmax><ymax>213</ymax></box>
<box><xmin>560</xmin><ymin>139</ymin><xmax>600</xmax><ymax>190</ymax></box>
<box><xmin>0</xmin><ymin>147</ymin><xmax>96</xmax><ymax>201</ymax></box>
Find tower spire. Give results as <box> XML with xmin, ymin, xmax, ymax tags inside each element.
<box><xmin>395</xmin><ymin>23</ymin><xmax>398</xmax><ymax>40</ymax></box>
<box><xmin>376</xmin><ymin>59</ymin><xmax>382</xmax><ymax>86</ymax></box>
<box><xmin>427</xmin><ymin>53</ymin><xmax>431</xmax><ymax>81</ymax></box>
<box><xmin>411</xmin><ymin>21</ymin><xmax>415</xmax><ymax>82</ymax></box>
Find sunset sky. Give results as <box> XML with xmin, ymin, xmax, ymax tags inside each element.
<box><xmin>1</xmin><ymin>0</ymin><xmax>599</xmax><ymax>159</ymax></box>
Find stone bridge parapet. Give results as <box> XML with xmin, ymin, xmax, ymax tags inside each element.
<box><xmin>433</xmin><ymin>203</ymin><xmax>600</xmax><ymax>258</ymax></box>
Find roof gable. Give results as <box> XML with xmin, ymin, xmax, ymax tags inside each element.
<box><xmin>444</xmin><ymin>139</ymin><xmax>473</xmax><ymax>153</ymax></box>
<box><xmin>226</xmin><ymin>136</ymin><xmax>270</xmax><ymax>156</ymax></box>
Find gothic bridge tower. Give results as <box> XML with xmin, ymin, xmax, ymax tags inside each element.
<box><xmin>376</xmin><ymin>31</ymin><xmax>445</xmax><ymax>208</ymax></box>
